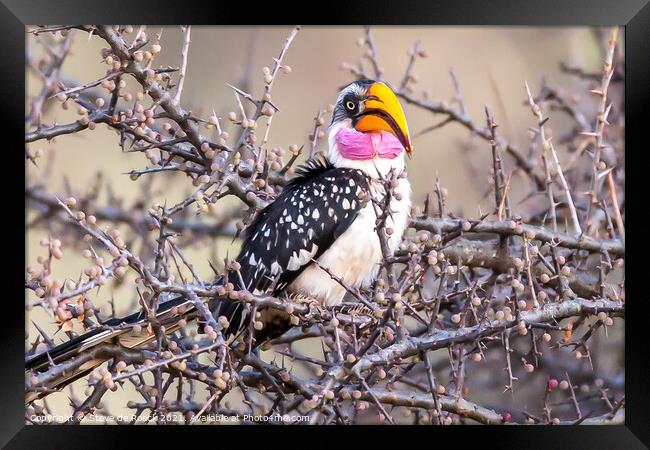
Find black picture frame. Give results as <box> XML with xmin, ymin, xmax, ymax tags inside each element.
<box><xmin>3</xmin><ymin>0</ymin><xmax>648</xmax><ymax>447</ymax></box>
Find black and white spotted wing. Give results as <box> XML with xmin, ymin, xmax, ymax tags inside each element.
<box><xmin>235</xmin><ymin>158</ymin><xmax>370</xmax><ymax>295</ymax></box>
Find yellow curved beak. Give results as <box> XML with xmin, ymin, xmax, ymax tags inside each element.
<box><xmin>354</xmin><ymin>81</ymin><xmax>412</xmax><ymax>155</ymax></box>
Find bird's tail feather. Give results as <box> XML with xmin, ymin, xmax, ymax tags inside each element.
<box><xmin>25</xmin><ymin>293</ymin><xmax>192</xmax><ymax>404</ymax></box>
<box><xmin>26</xmin><ymin>275</ymin><xmax>288</xmax><ymax>404</ymax></box>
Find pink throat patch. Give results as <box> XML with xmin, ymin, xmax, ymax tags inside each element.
<box><xmin>335</xmin><ymin>128</ymin><xmax>403</xmax><ymax>160</ymax></box>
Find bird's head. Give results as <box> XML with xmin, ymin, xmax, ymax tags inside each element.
<box><xmin>328</xmin><ymin>80</ymin><xmax>412</xmax><ymax>170</ymax></box>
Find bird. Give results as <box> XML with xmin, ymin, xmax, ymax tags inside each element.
<box><xmin>25</xmin><ymin>79</ymin><xmax>412</xmax><ymax>403</ymax></box>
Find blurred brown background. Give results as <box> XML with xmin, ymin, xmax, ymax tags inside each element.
<box><xmin>26</xmin><ymin>26</ymin><xmax>618</xmax><ymax>421</ymax></box>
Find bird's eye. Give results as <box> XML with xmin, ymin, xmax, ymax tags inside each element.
<box><xmin>345</xmin><ymin>100</ymin><xmax>356</xmax><ymax>111</ymax></box>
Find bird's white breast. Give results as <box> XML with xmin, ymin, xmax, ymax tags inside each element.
<box><xmin>288</xmin><ymin>177</ymin><xmax>411</xmax><ymax>306</ymax></box>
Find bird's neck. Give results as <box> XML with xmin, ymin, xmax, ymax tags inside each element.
<box><xmin>326</xmin><ymin>122</ymin><xmax>406</xmax><ymax>179</ymax></box>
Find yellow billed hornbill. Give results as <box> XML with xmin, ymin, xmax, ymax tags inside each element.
<box><xmin>25</xmin><ymin>79</ymin><xmax>412</xmax><ymax>402</ymax></box>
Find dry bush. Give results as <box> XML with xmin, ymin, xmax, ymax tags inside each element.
<box><xmin>25</xmin><ymin>25</ymin><xmax>624</xmax><ymax>425</ymax></box>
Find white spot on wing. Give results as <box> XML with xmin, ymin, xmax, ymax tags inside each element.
<box><xmin>287</xmin><ymin>252</ymin><xmax>301</xmax><ymax>270</ymax></box>
<box><xmin>288</xmin><ymin>245</ymin><xmax>319</xmax><ymax>271</ymax></box>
